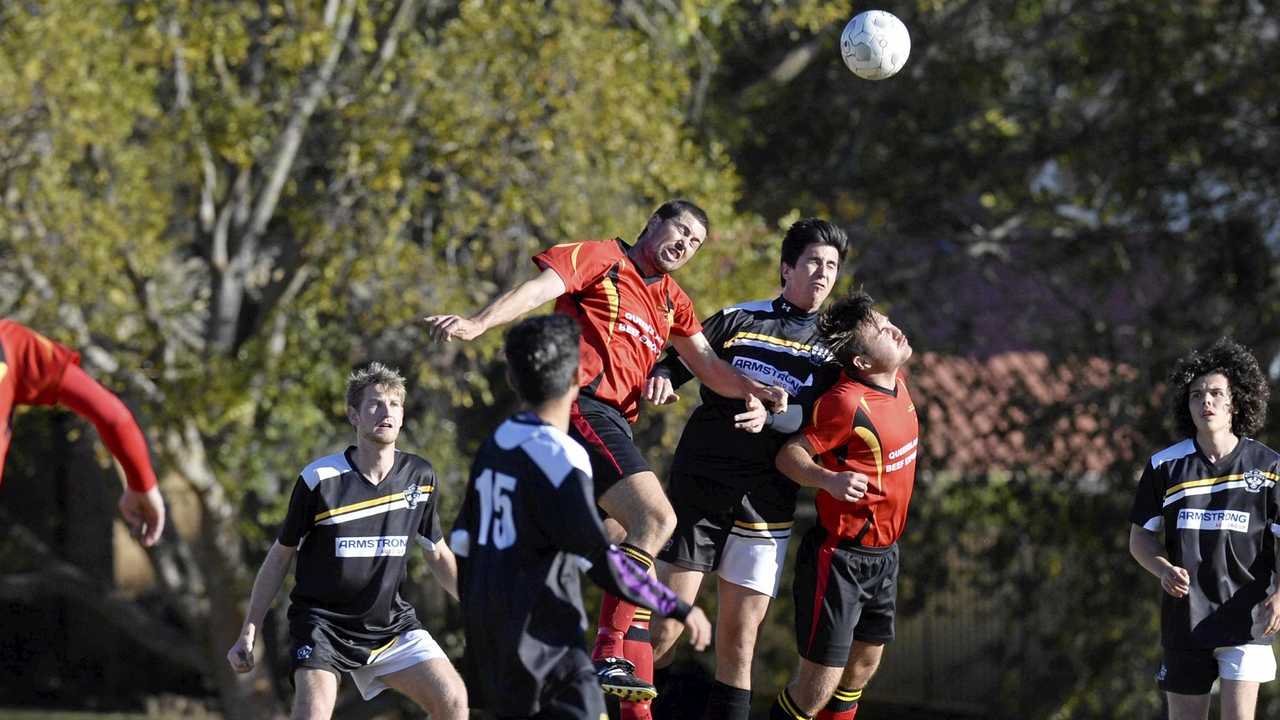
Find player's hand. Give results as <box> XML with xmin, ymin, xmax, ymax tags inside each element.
<box><xmin>643</xmin><ymin>374</ymin><xmax>679</xmax><ymax>405</ymax></box>
<box><xmin>118</xmin><ymin>486</ymin><xmax>165</xmax><ymax>547</ymax></box>
<box><xmin>682</xmin><ymin>606</ymin><xmax>712</xmax><ymax>652</ymax></box>
<box><xmin>733</xmin><ymin>394</ymin><xmax>768</xmax><ymax>433</ymax></box>
<box><xmin>822</xmin><ymin>471</ymin><xmax>869</xmax><ymax>502</ymax></box>
<box><xmin>755</xmin><ymin>384</ymin><xmax>788</xmax><ymax>413</ymax></box>
<box><xmin>1258</xmin><ymin>592</ymin><xmax>1280</xmax><ymax>636</ymax></box>
<box><xmin>227</xmin><ymin>624</ymin><xmax>257</xmax><ymax>673</ymax></box>
<box><xmin>423</xmin><ymin>314</ymin><xmax>483</xmax><ymax>342</ymax></box>
<box><xmin>1160</xmin><ymin>565</ymin><xmax>1191</xmax><ymax>598</ymax></box>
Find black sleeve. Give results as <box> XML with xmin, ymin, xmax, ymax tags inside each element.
<box><xmin>417</xmin><ymin>467</ymin><xmax>444</xmax><ymax>546</ymax></box>
<box><xmin>766</xmin><ymin>361</ymin><xmax>841</xmax><ymax>436</ymax></box>
<box><xmin>278</xmin><ymin>476</ymin><xmax>316</xmax><ymax>547</ymax></box>
<box><xmin>584</xmin><ymin>548</ymin><xmax>692</xmax><ymax>622</ymax></box>
<box><xmin>764</xmin><ymin>404</ymin><xmax>804</xmax><ymax>434</ymax></box>
<box><xmin>1128</xmin><ymin>460</ymin><xmax>1163</xmax><ymax>530</ymax></box>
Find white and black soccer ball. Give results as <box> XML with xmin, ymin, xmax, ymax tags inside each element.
<box><xmin>840</xmin><ymin>10</ymin><xmax>911</xmax><ymax>81</ymax></box>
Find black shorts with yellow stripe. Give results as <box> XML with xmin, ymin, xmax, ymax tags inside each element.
<box><xmin>659</xmin><ymin>469</ymin><xmax>795</xmax><ymax>597</ymax></box>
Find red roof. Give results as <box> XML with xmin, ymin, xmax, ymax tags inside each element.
<box><xmin>908</xmin><ymin>352</ymin><xmax>1143</xmax><ymax>475</ymax></box>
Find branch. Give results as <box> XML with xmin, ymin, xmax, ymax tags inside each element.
<box><xmin>0</xmin><ymin>514</ymin><xmax>208</xmax><ymax>675</ymax></box>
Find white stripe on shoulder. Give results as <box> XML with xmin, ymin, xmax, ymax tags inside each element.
<box><xmin>522</xmin><ymin>425</ymin><xmax>592</xmax><ymax>488</ymax></box>
<box><xmin>1143</xmin><ymin>517</ymin><xmax>1163</xmax><ymax>532</ymax></box>
<box><xmin>300</xmin><ymin>451</ymin><xmax>352</xmax><ymax>490</ymax></box>
<box><xmin>1150</xmin><ymin>439</ymin><xmax>1196</xmax><ymax>470</ymax></box>
<box><xmin>723</xmin><ymin>298</ymin><xmax>774</xmax><ymax>314</ymax></box>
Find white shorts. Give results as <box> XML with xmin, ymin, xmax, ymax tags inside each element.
<box><xmin>349</xmin><ymin>629</ymin><xmax>446</xmax><ymax>700</ymax></box>
<box><xmin>717</xmin><ymin>530</ymin><xmax>789</xmax><ymax>598</ymax></box>
<box><xmin>1214</xmin><ymin>643</ymin><xmax>1277</xmax><ymax>684</ymax></box>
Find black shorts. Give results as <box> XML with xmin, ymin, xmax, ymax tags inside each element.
<box><xmin>792</xmin><ymin>526</ymin><xmax>898</xmax><ymax>666</ymax></box>
<box><xmin>569</xmin><ymin>393</ymin><xmax>649</xmax><ymax>499</ymax></box>
<box><xmin>1157</xmin><ymin>643</ymin><xmax>1278</xmax><ymax>695</ymax></box>
<box><xmin>289</xmin><ymin>621</ymin><xmax>374</xmax><ymax>675</ymax></box>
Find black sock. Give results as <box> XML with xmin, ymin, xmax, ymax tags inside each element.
<box><xmin>704</xmin><ymin>680</ymin><xmax>751</xmax><ymax>720</ymax></box>
<box><xmin>769</xmin><ymin>688</ymin><xmax>810</xmax><ymax>720</ymax></box>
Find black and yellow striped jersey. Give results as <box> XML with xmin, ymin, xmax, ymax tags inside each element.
<box><xmin>278</xmin><ymin>447</ymin><xmax>442</xmax><ymax>643</ymax></box>
<box><xmin>654</xmin><ymin>296</ymin><xmax>840</xmax><ymax>523</ymax></box>
<box><xmin>1130</xmin><ymin>436</ymin><xmax>1280</xmax><ymax>649</ymax></box>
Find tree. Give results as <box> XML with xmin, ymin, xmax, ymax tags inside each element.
<box><xmin>1</xmin><ymin>0</ymin><xmax>742</xmax><ymax>714</ymax></box>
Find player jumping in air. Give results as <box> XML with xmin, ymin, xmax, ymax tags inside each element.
<box><xmin>1129</xmin><ymin>338</ymin><xmax>1280</xmax><ymax>720</ymax></box>
<box><xmin>452</xmin><ymin>314</ymin><xmax>710</xmax><ymax>719</ymax></box>
<box><xmin>770</xmin><ymin>291</ymin><xmax>919</xmax><ymax>720</ymax></box>
<box><xmin>645</xmin><ymin>218</ymin><xmax>848</xmax><ymax>720</ymax></box>
<box><xmin>425</xmin><ymin>200</ymin><xmax>784</xmax><ymax>702</ymax></box>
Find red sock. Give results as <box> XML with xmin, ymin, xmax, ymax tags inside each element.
<box><xmin>592</xmin><ymin>544</ymin><xmax>652</xmax><ymax>661</ymax></box>
<box><xmin>592</xmin><ymin>592</ymin><xmax>638</xmax><ymax>660</ymax></box>
<box><xmin>619</xmin><ymin>613</ymin><xmax>654</xmax><ymax>720</ymax></box>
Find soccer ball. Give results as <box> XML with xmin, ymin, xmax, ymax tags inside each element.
<box><xmin>840</xmin><ymin>10</ymin><xmax>911</xmax><ymax>81</ymax></box>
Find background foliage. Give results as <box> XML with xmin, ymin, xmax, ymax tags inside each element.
<box><xmin>1</xmin><ymin>1</ymin><xmax>1277</xmax><ymax>718</ymax></box>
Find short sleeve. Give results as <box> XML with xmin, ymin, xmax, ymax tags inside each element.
<box><xmin>1128</xmin><ymin>461</ymin><xmax>1164</xmax><ymax>531</ymax></box>
<box><xmin>278</xmin><ymin>477</ymin><xmax>317</xmax><ymax>547</ymax></box>
<box><xmin>667</xmin><ymin>285</ymin><xmax>702</xmax><ymax>338</ymax></box>
<box><xmin>417</xmin><ymin>472</ymin><xmax>445</xmax><ymax>548</ymax></box>
<box><xmin>532</xmin><ymin>241</ymin><xmax>615</xmax><ymax>295</ymax></box>
<box><xmin>1</xmin><ymin>321</ymin><xmax>80</xmax><ymax>406</ymax></box>
<box><xmin>803</xmin><ymin>384</ymin><xmax>856</xmax><ymax>456</ymax></box>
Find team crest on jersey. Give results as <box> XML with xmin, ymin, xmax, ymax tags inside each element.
<box><xmin>1243</xmin><ymin>469</ymin><xmax>1266</xmax><ymax>493</ymax></box>
<box><xmin>404</xmin><ymin>483</ymin><xmax>422</xmax><ymax>508</ymax></box>
<box><xmin>295</xmin><ymin>644</ymin><xmax>313</xmax><ymax>660</ymax></box>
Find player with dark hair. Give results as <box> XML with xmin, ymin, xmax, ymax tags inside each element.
<box><xmin>645</xmin><ymin>218</ymin><xmax>848</xmax><ymax>720</ymax></box>
<box><xmin>227</xmin><ymin>362</ymin><xmax>467</xmax><ymax>720</ymax></box>
<box><xmin>768</xmin><ymin>291</ymin><xmax>919</xmax><ymax>720</ymax></box>
<box><xmin>1129</xmin><ymin>338</ymin><xmax>1280</xmax><ymax>720</ymax></box>
<box><xmin>452</xmin><ymin>314</ymin><xmax>710</xmax><ymax>719</ymax></box>
<box><xmin>426</xmin><ymin>200</ymin><xmax>784</xmax><ymax>700</ymax></box>
<box><xmin>0</xmin><ymin>318</ymin><xmax>165</xmax><ymax>545</ymax></box>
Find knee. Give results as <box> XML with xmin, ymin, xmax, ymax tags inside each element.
<box><xmin>626</xmin><ymin>497</ymin><xmax>676</xmax><ymax>551</ymax></box>
<box><xmin>428</xmin><ymin>681</ymin><xmax>468</xmax><ymax>720</ymax></box>
<box><xmin>846</xmin><ymin>655</ymin><xmax>881</xmax><ymax>686</ymax></box>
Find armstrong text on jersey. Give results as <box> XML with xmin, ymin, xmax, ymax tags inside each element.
<box><xmin>335</xmin><ymin>535</ymin><xmax>410</xmax><ymax>557</ymax></box>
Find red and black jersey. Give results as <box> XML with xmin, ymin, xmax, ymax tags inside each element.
<box><xmin>534</xmin><ymin>238</ymin><xmax>701</xmax><ymax>423</ymax></box>
<box><xmin>0</xmin><ymin>319</ymin><xmax>80</xmax><ymax>484</ymax></box>
<box><xmin>803</xmin><ymin>370</ymin><xmax>920</xmax><ymax>547</ymax></box>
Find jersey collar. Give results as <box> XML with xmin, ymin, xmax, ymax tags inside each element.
<box><xmin>774</xmin><ymin>295</ymin><xmax>818</xmax><ymax>319</ymax></box>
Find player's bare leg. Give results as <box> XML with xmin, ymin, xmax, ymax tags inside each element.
<box><xmin>379</xmin><ymin>658</ymin><xmax>468</xmax><ymax>720</ymax></box>
<box><xmin>598</xmin><ymin>470</ymin><xmax>677</xmax><ymax>556</ymax></box>
<box><xmin>292</xmin><ymin>668</ymin><xmax>339</xmax><ymax>720</ymax></box>
<box><xmin>714</xmin><ymin>578</ymin><xmax>772</xmax><ymax>688</ymax></box>
<box><xmin>1166</xmin><ymin>691</ymin><xmax>1211</xmax><ymax>720</ymax></box>
<box><xmin>775</xmin><ymin>641</ymin><xmax>883</xmax><ymax>719</ymax></box>
<box><xmin>1219</xmin><ymin>679</ymin><xmax>1260</xmax><ymax>720</ymax></box>
<box><xmin>813</xmin><ymin>641</ymin><xmax>883</xmax><ymax>719</ymax></box>
<box><xmin>594</xmin><ymin>470</ymin><xmax>677</xmax><ymax>701</ymax></box>
<box><xmin>650</xmin><ymin>563</ymin><xmax>706</xmax><ymax>667</ymax></box>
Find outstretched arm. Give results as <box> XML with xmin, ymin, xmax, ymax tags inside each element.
<box><xmin>227</xmin><ymin>541</ymin><xmax>297</xmax><ymax>673</ymax></box>
<box><xmin>668</xmin><ymin>332</ymin><xmax>787</xmax><ymax>414</ymax></box>
<box><xmin>424</xmin><ymin>267</ymin><xmax>566</xmax><ymax>342</ymax></box>
<box><xmin>56</xmin><ymin>363</ymin><xmax>165</xmax><ymax>546</ymax></box>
